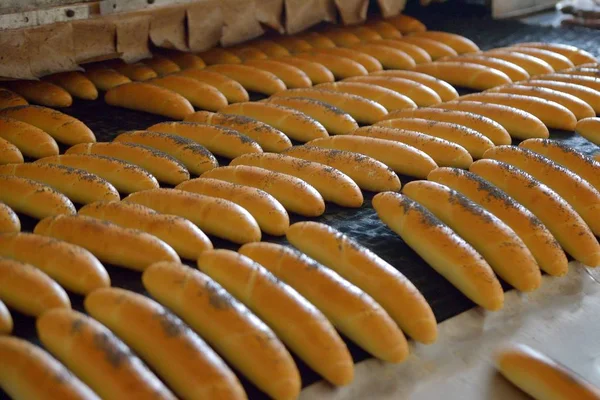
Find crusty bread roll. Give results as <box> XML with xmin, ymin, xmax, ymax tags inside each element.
<box><xmin>365</xmin><ymin>21</ymin><xmax>403</xmax><ymax>39</ymax></box>
<box><xmin>315</xmin><ymin>81</ymin><xmax>418</xmax><ymax>113</ymax></box>
<box><xmin>149</xmin><ymin>75</ymin><xmax>228</xmax><ymax>111</ymax></box>
<box><xmin>286</xmin><ymin>221</ymin><xmax>438</xmax><ymax>342</ymax></box>
<box><xmin>201</xmin><ymin>165</ymin><xmax>325</xmax><ymax>217</ymax></box>
<box><xmin>294</xmin><ymin>53</ymin><xmax>368</xmax><ymax>79</ymax></box>
<box><xmin>460</xmin><ymin>92</ymin><xmax>577</xmax><ymax>131</ymax></box>
<box><xmin>0</xmin><ymin>88</ymin><xmax>28</xmax><ymax>110</ymax></box>
<box><xmin>123</xmin><ymin>188</ymin><xmax>261</xmax><ymax>244</ymax></box>
<box><xmin>113</xmin><ymin>130</ymin><xmax>218</xmax><ymax>176</ymax></box>
<box><xmin>43</xmin><ymin>71</ymin><xmax>98</xmax><ymax>100</ymax></box>
<box><xmin>143</xmin><ymin>55</ymin><xmax>181</xmax><ymax>76</ymax></box>
<box><xmin>519</xmin><ymin>138</ymin><xmax>600</xmax><ymax>192</ymax></box>
<box><xmin>436</xmin><ymin>101</ymin><xmax>549</xmax><ymax>140</ymax></box>
<box><xmin>37</xmin><ymin>309</ymin><xmax>176</xmax><ymax>399</ymax></box>
<box><xmin>0</xmin><ymin>138</ymin><xmax>23</xmax><ymax>164</ymax></box>
<box><xmin>85</xmin><ymin>288</ymin><xmax>247</xmax><ymax>400</ymax></box>
<box><xmin>376</xmin><ymin>117</ymin><xmax>494</xmax><ymax>159</ymax></box>
<box><xmin>0</xmin><ymin>117</ymin><xmax>59</xmax><ymax>159</ymax></box>
<box><xmin>311</xmin><ymin>47</ymin><xmax>382</xmax><ymax>72</ymax></box>
<box><xmin>198</xmin><ymin>249</ymin><xmax>354</xmax><ymax>385</ymax></box>
<box><xmin>503</xmin><ymin>46</ymin><xmax>575</xmax><ymax>70</ymax></box>
<box><xmin>251</xmin><ymin>39</ymin><xmax>291</xmax><ymax>57</ymax></box>
<box><xmin>0</xmin><ymin>105</ymin><xmax>95</xmax><ymax>146</ymax></box>
<box><xmin>562</xmin><ymin>67</ymin><xmax>600</xmax><ymax>77</ymax></box>
<box><xmin>183</xmin><ymin>111</ymin><xmax>292</xmax><ymax>153</ymax></box>
<box><xmin>511</xmin><ymin>80</ymin><xmax>600</xmax><ymax>114</ymax></box>
<box><xmin>415</xmin><ymin>62</ymin><xmax>512</xmax><ymax>90</ymax></box>
<box><xmin>344</xmin><ymin>26</ymin><xmax>383</xmax><ymax>41</ymax></box>
<box><xmin>273</xmin><ymin>56</ymin><xmax>335</xmax><ymax>84</ymax></box>
<box><xmin>175</xmin><ymin>178</ymin><xmax>289</xmax><ymax>236</ymax></box>
<box><xmin>79</xmin><ymin>201</ymin><xmax>213</xmax><ymax>260</ymax></box>
<box><xmin>0</xmin><ymin>257</ymin><xmax>70</xmax><ymax>316</ymax></box>
<box><xmin>483</xmin><ymin>50</ymin><xmax>555</xmax><ymax>76</ymax></box>
<box><xmin>495</xmin><ymin>343</ymin><xmax>600</xmax><ymax>400</ymax></box>
<box><xmin>206</xmin><ymin>64</ymin><xmax>286</xmax><ymax>95</ymax></box>
<box><xmin>352</xmin><ymin>126</ymin><xmax>473</xmax><ymax>169</ymax></box>
<box><xmin>35</xmin><ymin>154</ymin><xmax>159</xmax><ymax>194</ymax></box>
<box><xmin>282</xmin><ymin>145</ymin><xmax>401</xmax><ymax>192</ymax></box>
<box><xmin>34</xmin><ymin>214</ymin><xmax>180</xmax><ymax>271</ymax></box>
<box><xmin>143</xmin><ymin>261</ymin><xmax>300</xmax><ymax>400</ymax></box>
<box><xmin>219</xmin><ymin>102</ymin><xmax>329</xmax><ymax>142</ymax></box>
<box><xmin>0</xmin><ymin>232</ymin><xmax>110</xmax><ymax>294</ymax></box>
<box><xmin>0</xmin><ymin>301</ymin><xmax>11</xmax><ymax>335</ymax></box>
<box><xmin>0</xmin><ymin>203</ymin><xmax>19</xmax><ymax>233</ymax></box>
<box><xmin>408</xmin><ymin>31</ymin><xmax>479</xmax><ymax>54</ymax></box>
<box><xmin>197</xmin><ymin>48</ymin><xmax>242</xmax><ymax>65</ymax></box>
<box><xmin>239</xmin><ymin>242</ymin><xmax>408</xmax><ymax>362</ymax></box>
<box><xmin>229</xmin><ymin>46</ymin><xmax>269</xmax><ymax>61</ymax></box>
<box><xmin>532</xmin><ymin>74</ymin><xmax>600</xmax><ymax>92</ymax></box>
<box><xmin>440</xmin><ymin>55</ymin><xmax>530</xmax><ymax>81</ymax></box>
<box><xmin>395</xmin><ymin>37</ymin><xmax>457</xmax><ymax>59</ymax></box>
<box><xmin>65</xmin><ymin>142</ymin><xmax>189</xmax><ymax>185</ymax></box>
<box><xmin>369</xmin><ymin>39</ymin><xmax>432</xmax><ymax>64</ymax></box>
<box><xmin>345</xmin><ymin>75</ymin><xmax>442</xmax><ymax>107</ymax></box>
<box><xmin>272</xmin><ymin>36</ymin><xmax>313</xmax><ymax>52</ymax></box>
<box><xmin>3</xmin><ymin>80</ymin><xmax>72</xmax><ymax>108</ymax></box>
<box><xmin>428</xmin><ymin>167</ymin><xmax>568</xmax><ymax>277</ymax></box>
<box><xmin>369</xmin><ymin>69</ymin><xmax>459</xmax><ymax>102</ymax></box>
<box><xmin>177</xmin><ymin>69</ymin><xmax>249</xmax><ymax>103</ymax></box>
<box><xmin>263</xmin><ymin>96</ymin><xmax>359</xmax><ymax>135</ymax></box>
<box><xmin>102</xmin><ymin>60</ymin><xmax>158</xmax><ymax>81</ymax></box>
<box><xmin>148</xmin><ymin>121</ymin><xmax>262</xmax><ymax>159</ymax></box>
<box><xmin>270</xmin><ymin>87</ymin><xmax>388</xmax><ymax>124</ymax></box>
<box><xmin>0</xmin><ymin>175</ymin><xmax>75</xmax><ymax>219</ymax></box>
<box><xmin>382</xmin><ymin>14</ymin><xmax>427</xmax><ymax>33</ymax></box>
<box><xmin>576</xmin><ymin>117</ymin><xmax>600</xmax><ymax>145</ymax></box>
<box><xmin>319</xmin><ymin>29</ymin><xmax>361</xmax><ymax>47</ymax></box>
<box><xmin>0</xmin><ymin>163</ymin><xmax>119</xmax><ymax>204</ymax></box>
<box><xmin>243</xmin><ymin>59</ymin><xmax>312</xmax><ymax>88</ymax></box>
<box><xmin>403</xmin><ymin>180</ymin><xmax>541</xmax><ymax>292</ymax></box>
<box><xmin>230</xmin><ymin>152</ymin><xmax>363</xmax><ymax>208</ymax></box>
<box><xmin>351</xmin><ymin>43</ymin><xmax>416</xmax><ymax>70</ymax></box>
<box><xmin>384</xmin><ymin>107</ymin><xmax>511</xmax><ymax>145</ymax></box>
<box><xmin>0</xmin><ymin>336</ymin><xmax>99</xmax><ymax>400</ymax></box>
<box><xmin>484</xmin><ymin>145</ymin><xmax>600</xmax><ymax>236</ymax></box>
<box><xmin>308</xmin><ymin>135</ymin><xmax>438</xmax><ymax>178</ymax></box>
<box><xmin>84</xmin><ymin>68</ymin><xmax>131</xmax><ymax>91</ymax></box>
<box><xmin>160</xmin><ymin>50</ymin><xmax>206</xmax><ymax>69</ymax></box>
<box><xmin>470</xmin><ymin>159</ymin><xmax>600</xmax><ymax>267</ymax></box>
<box><xmin>298</xmin><ymin>32</ymin><xmax>337</xmax><ymax>48</ymax></box>
<box><xmin>512</xmin><ymin>42</ymin><xmax>597</xmax><ymax>65</ymax></box>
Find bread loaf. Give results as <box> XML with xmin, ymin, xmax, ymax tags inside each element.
<box><xmin>576</xmin><ymin>117</ymin><xmax>600</xmax><ymax>145</ymax></box>
<box><xmin>319</xmin><ymin>29</ymin><xmax>361</xmax><ymax>47</ymax></box>
<box><xmin>298</xmin><ymin>32</ymin><xmax>337</xmax><ymax>48</ymax></box>
<box><xmin>102</xmin><ymin>61</ymin><xmax>157</xmax><ymax>81</ymax></box>
<box><xmin>512</xmin><ymin>42</ymin><xmax>597</xmax><ymax>65</ymax></box>
<box><xmin>143</xmin><ymin>55</ymin><xmax>181</xmax><ymax>75</ymax></box>
<box><xmin>344</xmin><ymin>75</ymin><xmax>442</xmax><ymax>107</ymax></box>
<box><xmin>3</xmin><ymin>81</ymin><xmax>72</xmax><ymax>108</ymax></box>
<box><xmin>395</xmin><ymin>37</ymin><xmax>458</xmax><ymax>59</ymax></box>
<box><xmin>408</xmin><ymin>31</ymin><xmax>479</xmax><ymax>54</ymax></box>
<box><xmin>197</xmin><ymin>48</ymin><xmax>242</xmax><ymax>65</ymax></box>
<box><xmin>43</xmin><ymin>71</ymin><xmax>98</xmax><ymax>100</ymax></box>
<box><xmin>243</xmin><ymin>59</ymin><xmax>312</xmax><ymax>88</ymax></box>
<box><xmin>533</xmin><ymin>74</ymin><xmax>600</xmax><ymax>92</ymax></box>
<box><xmin>84</xmin><ymin>68</ymin><xmax>131</xmax><ymax>91</ymax></box>
<box><xmin>160</xmin><ymin>50</ymin><xmax>206</xmax><ymax>69</ymax></box>
<box><xmin>365</xmin><ymin>21</ymin><xmax>402</xmax><ymax>39</ymax></box>
<box><xmin>483</xmin><ymin>50</ymin><xmax>554</xmax><ymax>76</ymax></box>
<box><xmin>562</xmin><ymin>67</ymin><xmax>600</xmax><ymax>77</ymax></box>
<box><xmin>0</xmin><ymin>88</ymin><xmax>28</xmax><ymax>110</ymax></box>
<box><xmin>273</xmin><ymin>56</ymin><xmax>335</xmax><ymax>84</ymax></box>
<box><xmin>149</xmin><ymin>75</ymin><xmax>228</xmax><ymax>111</ymax></box>
<box><xmin>440</xmin><ymin>55</ymin><xmax>530</xmax><ymax>81</ymax></box>
<box><xmin>0</xmin><ymin>175</ymin><xmax>75</xmax><ymax>219</ymax></box>
<box><xmin>414</xmin><ymin>62</ymin><xmax>512</xmax><ymax>90</ymax></box>
<box><xmin>368</xmin><ymin>40</ymin><xmax>432</xmax><ymax>64</ymax></box>
<box><xmin>0</xmin><ymin>138</ymin><xmax>23</xmax><ymax>164</ymax></box>
<box><xmin>344</xmin><ymin>26</ymin><xmax>383</xmax><ymax>41</ymax></box>
<box><xmin>517</xmin><ymin>80</ymin><xmax>600</xmax><ymax>114</ymax></box>
<box><xmin>0</xmin><ymin>301</ymin><xmax>11</xmax><ymax>335</ymax></box>
<box><xmin>0</xmin><ymin>203</ymin><xmax>19</xmax><ymax>233</ymax></box>
<box><xmin>229</xmin><ymin>46</ymin><xmax>268</xmax><ymax>61</ymax></box>
<box><xmin>206</xmin><ymin>64</ymin><xmax>287</xmax><ymax>95</ymax></box>
<box><xmin>294</xmin><ymin>53</ymin><xmax>368</xmax><ymax>79</ymax></box>
<box><xmin>383</xmin><ymin>14</ymin><xmax>427</xmax><ymax>33</ymax></box>
<box><xmin>177</xmin><ymin>69</ymin><xmax>249</xmax><ymax>103</ymax></box>
<box><xmin>350</xmin><ymin>44</ymin><xmax>416</xmax><ymax>70</ymax></box>
<box><xmin>315</xmin><ymin>81</ymin><xmax>418</xmax><ymax>113</ymax></box>
<box><xmin>310</xmin><ymin>47</ymin><xmax>382</xmax><ymax>72</ymax></box>
<box><xmin>272</xmin><ymin>36</ymin><xmax>313</xmax><ymax>53</ymax></box>
<box><xmin>369</xmin><ymin>69</ymin><xmax>459</xmax><ymax>101</ymax></box>
<box><xmin>251</xmin><ymin>40</ymin><xmax>291</xmax><ymax>57</ymax></box>
<box><xmin>0</xmin><ymin>117</ymin><xmax>59</xmax><ymax>158</ymax></box>
<box><xmin>503</xmin><ymin>46</ymin><xmax>575</xmax><ymax>70</ymax></box>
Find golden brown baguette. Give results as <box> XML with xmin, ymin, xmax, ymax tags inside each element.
<box><xmin>184</xmin><ymin>111</ymin><xmax>292</xmax><ymax>152</ymax></box>
<box><xmin>576</xmin><ymin>117</ymin><xmax>600</xmax><ymax>145</ymax></box>
<box><xmin>43</xmin><ymin>71</ymin><xmax>98</xmax><ymax>100</ymax></box>
<box><xmin>414</xmin><ymin>62</ymin><xmax>512</xmax><ymax>90</ymax></box>
<box><xmin>0</xmin><ymin>175</ymin><xmax>75</xmax><ymax>219</ymax></box>
<box><xmin>35</xmin><ymin>154</ymin><xmax>159</xmax><ymax>194</ymax></box>
<box><xmin>123</xmin><ymin>188</ymin><xmax>261</xmax><ymax>244</ymax></box>
<box><xmin>149</xmin><ymin>75</ymin><xmax>228</xmax><ymax>111</ymax></box>
<box><xmin>0</xmin><ymin>138</ymin><xmax>23</xmax><ymax>165</ymax></box>
<box><xmin>143</xmin><ymin>55</ymin><xmax>181</xmax><ymax>75</ymax></box>
<box><xmin>3</xmin><ymin>80</ymin><xmax>72</xmax><ymax>108</ymax></box>
<box><xmin>230</xmin><ymin>152</ymin><xmax>363</xmax><ymax>208</ymax></box>
<box><xmin>483</xmin><ymin>145</ymin><xmax>600</xmax><ymax>236</ymax></box>
<box><xmin>273</xmin><ymin>56</ymin><xmax>335</xmax><ymax>84</ymax></box>
<box><xmin>440</xmin><ymin>55</ymin><xmax>530</xmax><ymax>81</ymax></box>
<box><xmin>239</xmin><ymin>242</ymin><xmax>409</xmax><ymax>362</ymax></box>
<box><xmin>286</xmin><ymin>221</ymin><xmax>438</xmax><ymax>342</ymax></box>
<box><xmin>197</xmin><ymin>249</ymin><xmax>354</xmax><ymax>386</ymax></box>
<box><xmin>408</xmin><ymin>31</ymin><xmax>479</xmax><ymax>54</ymax></box>
<box><xmin>159</xmin><ymin>50</ymin><xmax>206</xmax><ymax>69</ymax></box>
<box><xmin>383</xmin><ymin>14</ymin><xmax>427</xmax><ymax>33</ymax></box>
<box><xmin>219</xmin><ymin>102</ymin><xmax>329</xmax><ymax>142</ymax></box>
<box><xmin>0</xmin><ymin>88</ymin><xmax>28</xmax><ymax>110</ymax></box>
<box><xmin>78</xmin><ymin>201</ymin><xmax>213</xmax><ymax>260</ymax></box>
<box><xmin>102</xmin><ymin>60</ymin><xmax>158</xmax><ymax>81</ymax></box>
<box><xmin>428</xmin><ymin>167</ymin><xmax>568</xmax><ymax>277</ymax></box>
<box><xmin>369</xmin><ymin>40</ymin><xmax>432</xmax><ymax>64</ymax></box>
<box><xmin>37</xmin><ymin>309</ymin><xmax>176</xmax><ymax>400</ymax></box>
<box><xmin>308</xmin><ymin>135</ymin><xmax>438</xmax><ymax>178</ymax></box>
<box><xmin>142</xmin><ymin>261</ymin><xmax>300</xmax><ymax>400</ymax></box>
<box><xmin>177</xmin><ymin>69</ymin><xmax>249</xmax><ymax>103</ymax></box>
<box><xmin>395</xmin><ymin>37</ymin><xmax>457</xmax><ymax>59</ymax></box>
<box><xmin>310</xmin><ymin>47</ymin><xmax>382</xmax><ymax>72</ymax></box>
<box><xmin>197</xmin><ymin>48</ymin><xmax>242</xmax><ymax>65</ymax></box>
<box><xmin>0</xmin><ymin>232</ymin><xmax>110</xmax><ymax>295</ymax></box>
<box><xmin>503</xmin><ymin>46</ymin><xmax>575</xmax><ymax>70</ymax></box>
<box><xmin>344</xmin><ymin>75</ymin><xmax>442</xmax><ymax>107</ymax></box>
<box><xmin>315</xmin><ymin>81</ymin><xmax>418</xmax><ymax>113</ymax></box>
<box><xmin>175</xmin><ymin>178</ymin><xmax>289</xmax><ymax>236</ymax></box>
<box><xmin>147</xmin><ymin>121</ymin><xmax>262</xmax><ymax>159</ymax></box>
<box><xmin>263</xmin><ymin>96</ymin><xmax>359</xmax><ymax>135</ymax></box>
<box><xmin>516</xmin><ymin>80</ymin><xmax>600</xmax><ymax>114</ymax></box>
<box><xmin>533</xmin><ymin>74</ymin><xmax>600</xmax><ymax>92</ymax></box>
<box><xmin>383</xmin><ymin>107</ymin><xmax>511</xmax><ymax>145</ymax></box>
<box><xmin>376</xmin><ymin>117</ymin><xmax>494</xmax><ymax>159</ymax></box>
<box><xmin>512</xmin><ymin>42</ymin><xmax>598</xmax><ymax>65</ymax></box>
<box><xmin>34</xmin><ymin>214</ymin><xmax>180</xmax><ymax>271</ymax></box>
<box><xmin>83</xmin><ymin>68</ymin><xmax>131</xmax><ymax>91</ymax></box>
<box><xmin>228</xmin><ymin>46</ymin><xmax>270</xmax><ymax>61</ymax></box>
<box><xmin>562</xmin><ymin>67</ymin><xmax>600</xmax><ymax>77</ymax></box>
<box><xmin>251</xmin><ymin>40</ymin><xmax>291</xmax><ymax>57</ymax></box>
<box><xmin>352</xmin><ymin>126</ymin><xmax>473</xmax><ymax>169</ymax></box>
<box><xmin>435</xmin><ymin>100</ymin><xmax>549</xmax><ymax>140</ymax></box>
<box><xmin>344</xmin><ymin>26</ymin><xmax>383</xmax><ymax>41</ymax></box>
<box><xmin>495</xmin><ymin>343</ymin><xmax>600</xmax><ymax>400</ymax></box>
<box><xmin>85</xmin><ymin>288</ymin><xmax>247</xmax><ymax>400</ymax></box>
<box><xmin>113</xmin><ymin>130</ymin><xmax>218</xmax><ymax>176</ymax></box>
<box><xmin>271</xmin><ymin>36</ymin><xmax>312</xmax><ymax>53</ymax></box>
<box><xmin>270</xmin><ymin>87</ymin><xmax>388</xmax><ymax>124</ymax></box>
<box><xmin>519</xmin><ymin>138</ymin><xmax>600</xmax><ymax>192</ymax></box>
<box><xmin>369</xmin><ymin>70</ymin><xmax>459</xmax><ymax>102</ymax></box>
<box><xmin>0</xmin><ymin>301</ymin><xmax>11</xmax><ymax>334</ymax></box>
<box><xmin>459</xmin><ymin>92</ymin><xmax>577</xmax><ymax>131</ymax></box>
<box><xmin>0</xmin><ymin>105</ymin><xmax>95</xmax><ymax>146</ymax></box>
<box><xmin>298</xmin><ymin>32</ymin><xmax>337</xmax><ymax>49</ymax></box>
<box><xmin>0</xmin><ymin>163</ymin><xmax>119</xmax><ymax>204</ymax></box>
<box><xmin>0</xmin><ymin>257</ymin><xmax>70</xmax><ymax>316</ymax></box>
<box><xmin>65</xmin><ymin>142</ymin><xmax>189</xmax><ymax>185</ymax></box>
<box><xmin>201</xmin><ymin>165</ymin><xmax>325</xmax><ymax>217</ymax></box>
<box><xmin>483</xmin><ymin>50</ymin><xmax>555</xmax><ymax>76</ymax></box>
<box><xmin>293</xmin><ymin>53</ymin><xmax>368</xmax><ymax>79</ymax></box>
<box><xmin>206</xmin><ymin>64</ymin><xmax>286</xmax><ymax>95</ymax></box>
<box><xmin>282</xmin><ymin>145</ymin><xmax>401</xmax><ymax>192</ymax></box>
<box><xmin>0</xmin><ymin>117</ymin><xmax>59</xmax><ymax>159</ymax></box>
<box><xmin>319</xmin><ymin>29</ymin><xmax>361</xmax><ymax>47</ymax></box>
<box><xmin>365</xmin><ymin>21</ymin><xmax>403</xmax><ymax>39</ymax></box>
<box><xmin>470</xmin><ymin>159</ymin><xmax>600</xmax><ymax>267</ymax></box>
<box><xmin>243</xmin><ymin>59</ymin><xmax>312</xmax><ymax>88</ymax></box>
<box><xmin>349</xmin><ymin>43</ymin><xmax>416</xmax><ymax>70</ymax></box>
<box><xmin>0</xmin><ymin>337</ymin><xmax>99</xmax><ymax>400</ymax></box>
<box><xmin>0</xmin><ymin>203</ymin><xmax>19</xmax><ymax>233</ymax></box>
